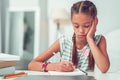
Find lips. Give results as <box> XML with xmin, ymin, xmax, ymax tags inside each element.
<box><xmin>78</xmin><ymin>35</ymin><xmax>86</xmax><ymax>38</ymax></box>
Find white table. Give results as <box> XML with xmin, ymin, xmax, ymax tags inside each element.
<box><xmin>0</xmin><ymin>70</ymin><xmax>49</xmax><ymax>80</ymax></box>
<box><xmin>88</xmin><ymin>71</ymin><xmax>120</xmax><ymax>80</ymax></box>
<box><xmin>0</xmin><ymin>70</ymin><xmax>120</xmax><ymax>80</ymax></box>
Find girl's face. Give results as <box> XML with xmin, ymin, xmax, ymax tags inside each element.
<box><xmin>71</xmin><ymin>13</ymin><xmax>93</xmax><ymax>40</ymax></box>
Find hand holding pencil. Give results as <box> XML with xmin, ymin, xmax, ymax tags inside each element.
<box><xmin>53</xmin><ymin>52</ymin><xmax>75</xmax><ymax>72</ymax></box>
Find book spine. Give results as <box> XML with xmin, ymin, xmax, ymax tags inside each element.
<box><xmin>0</xmin><ymin>66</ymin><xmax>15</xmax><ymax>76</ymax></box>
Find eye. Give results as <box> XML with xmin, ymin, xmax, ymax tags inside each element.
<box><xmin>73</xmin><ymin>24</ymin><xmax>79</xmax><ymax>28</ymax></box>
<box><xmin>83</xmin><ymin>24</ymin><xmax>90</xmax><ymax>28</ymax></box>
<box><xmin>74</xmin><ymin>25</ymin><xmax>79</xmax><ymax>28</ymax></box>
<box><xmin>84</xmin><ymin>25</ymin><xmax>89</xmax><ymax>28</ymax></box>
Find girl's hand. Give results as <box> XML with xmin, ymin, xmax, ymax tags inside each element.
<box><xmin>55</xmin><ymin>60</ymin><xmax>75</xmax><ymax>72</ymax></box>
<box><xmin>87</xmin><ymin>17</ymin><xmax>98</xmax><ymax>41</ymax></box>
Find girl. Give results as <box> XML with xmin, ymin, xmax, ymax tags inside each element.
<box><xmin>28</xmin><ymin>0</ymin><xmax>110</xmax><ymax>73</ymax></box>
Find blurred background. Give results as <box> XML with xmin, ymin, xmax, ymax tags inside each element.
<box><xmin>0</xmin><ymin>0</ymin><xmax>120</xmax><ymax>72</ymax></box>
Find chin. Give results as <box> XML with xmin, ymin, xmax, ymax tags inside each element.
<box><xmin>77</xmin><ymin>36</ymin><xmax>86</xmax><ymax>41</ymax></box>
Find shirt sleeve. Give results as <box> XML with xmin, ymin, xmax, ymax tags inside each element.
<box><xmin>94</xmin><ymin>35</ymin><xmax>102</xmax><ymax>45</ymax></box>
<box><xmin>59</xmin><ymin>34</ymin><xmax>66</xmax><ymax>56</ymax></box>
<box><xmin>59</xmin><ymin>34</ymin><xmax>72</xmax><ymax>56</ymax></box>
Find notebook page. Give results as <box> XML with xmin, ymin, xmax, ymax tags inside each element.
<box><xmin>48</xmin><ymin>69</ymin><xmax>85</xmax><ymax>76</ymax></box>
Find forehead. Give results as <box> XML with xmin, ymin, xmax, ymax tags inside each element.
<box><xmin>71</xmin><ymin>13</ymin><xmax>93</xmax><ymax>24</ymax></box>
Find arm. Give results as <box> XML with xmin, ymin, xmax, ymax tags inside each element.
<box><xmin>88</xmin><ymin>36</ymin><xmax>110</xmax><ymax>73</ymax></box>
<box><xmin>87</xmin><ymin>17</ymin><xmax>110</xmax><ymax>73</ymax></box>
<box><xmin>28</xmin><ymin>39</ymin><xmax>74</xmax><ymax>72</ymax></box>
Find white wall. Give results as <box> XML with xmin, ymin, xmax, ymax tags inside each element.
<box><xmin>48</xmin><ymin>0</ymin><xmax>79</xmax><ymax>46</ymax></box>
<box><xmin>91</xmin><ymin>0</ymin><xmax>120</xmax><ymax>34</ymax></box>
<box><xmin>9</xmin><ymin>12</ymin><xmax>24</xmax><ymax>56</ymax></box>
<box><xmin>39</xmin><ymin>0</ymin><xmax>48</xmax><ymax>53</ymax></box>
<box><xmin>48</xmin><ymin>0</ymin><xmax>120</xmax><ymax>46</ymax></box>
<box><xmin>9</xmin><ymin>0</ymin><xmax>49</xmax><ymax>54</ymax></box>
<box><xmin>9</xmin><ymin>0</ymin><xmax>39</xmax><ymax>8</ymax></box>
<box><xmin>0</xmin><ymin>0</ymin><xmax>2</xmax><ymax>52</ymax></box>
<box><xmin>1</xmin><ymin>0</ymin><xmax>9</xmax><ymax>53</ymax></box>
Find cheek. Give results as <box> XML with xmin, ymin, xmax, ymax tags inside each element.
<box><xmin>73</xmin><ymin>28</ymin><xmax>76</xmax><ymax>32</ymax></box>
<box><xmin>73</xmin><ymin>27</ymin><xmax>77</xmax><ymax>31</ymax></box>
<box><xmin>73</xmin><ymin>28</ymin><xmax>78</xmax><ymax>34</ymax></box>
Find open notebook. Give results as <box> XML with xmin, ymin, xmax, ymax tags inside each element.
<box><xmin>48</xmin><ymin>69</ymin><xmax>86</xmax><ymax>76</ymax></box>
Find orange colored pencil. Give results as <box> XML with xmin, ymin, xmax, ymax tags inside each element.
<box><xmin>3</xmin><ymin>72</ymin><xmax>27</xmax><ymax>79</ymax></box>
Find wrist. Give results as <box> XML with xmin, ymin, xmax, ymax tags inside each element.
<box><xmin>46</xmin><ymin>63</ymin><xmax>58</xmax><ymax>71</ymax></box>
<box><xmin>87</xmin><ymin>37</ymin><xmax>94</xmax><ymax>42</ymax></box>
<box><xmin>41</xmin><ymin>62</ymin><xmax>51</xmax><ymax>72</ymax></box>
<box><xmin>87</xmin><ymin>38</ymin><xmax>96</xmax><ymax>47</ymax></box>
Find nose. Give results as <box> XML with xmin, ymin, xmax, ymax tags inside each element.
<box><xmin>79</xmin><ymin>27</ymin><xmax>84</xmax><ymax>33</ymax></box>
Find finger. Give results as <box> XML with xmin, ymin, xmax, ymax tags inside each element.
<box><xmin>91</xmin><ymin>19</ymin><xmax>95</xmax><ymax>28</ymax></box>
<box><xmin>64</xmin><ymin>61</ymin><xmax>74</xmax><ymax>68</ymax></box>
<box><xmin>92</xmin><ymin>18</ymin><xmax>97</xmax><ymax>30</ymax></box>
<box><xmin>62</xmin><ymin>65</ymin><xmax>74</xmax><ymax>72</ymax></box>
<box><xmin>60</xmin><ymin>61</ymin><xmax>75</xmax><ymax>71</ymax></box>
<box><xmin>60</xmin><ymin>60</ymin><xmax>69</xmax><ymax>66</ymax></box>
<box><xmin>60</xmin><ymin>64</ymin><xmax>71</xmax><ymax>72</ymax></box>
<box><xmin>68</xmin><ymin>62</ymin><xmax>75</xmax><ymax>68</ymax></box>
<box><xmin>94</xmin><ymin>17</ymin><xmax>98</xmax><ymax>32</ymax></box>
<box><xmin>65</xmin><ymin>62</ymin><xmax>75</xmax><ymax>71</ymax></box>
<box><xmin>61</xmin><ymin>62</ymin><xmax>74</xmax><ymax>72</ymax></box>
<box><xmin>95</xmin><ymin>16</ymin><xmax>98</xmax><ymax>25</ymax></box>
<box><xmin>58</xmin><ymin>62</ymin><xmax>68</xmax><ymax>72</ymax></box>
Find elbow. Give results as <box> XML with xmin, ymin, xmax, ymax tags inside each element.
<box><xmin>28</xmin><ymin>60</ymin><xmax>42</xmax><ymax>71</ymax></box>
<box><xmin>28</xmin><ymin>60</ymin><xmax>34</xmax><ymax>70</ymax></box>
<box><xmin>100</xmin><ymin>63</ymin><xmax>110</xmax><ymax>73</ymax></box>
<box><xmin>101</xmin><ymin>68</ymin><xmax>108</xmax><ymax>73</ymax></box>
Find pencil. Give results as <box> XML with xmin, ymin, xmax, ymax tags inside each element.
<box><xmin>53</xmin><ymin>52</ymin><xmax>63</xmax><ymax>61</ymax></box>
<box><xmin>53</xmin><ymin>52</ymin><xmax>70</xmax><ymax>66</ymax></box>
<box><xmin>79</xmin><ymin>69</ymin><xmax>88</xmax><ymax>75</ymax></box>
<box><xmin>3</xmin><ymin>72</ymin><xmax>27</xmax><ymax>79</ymax></box>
